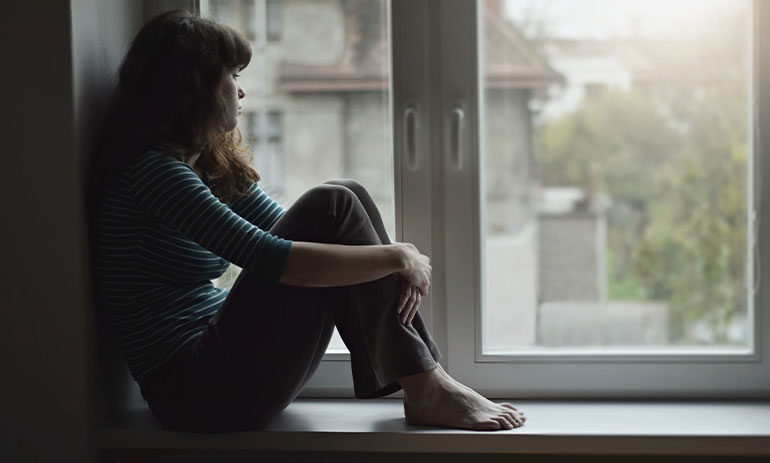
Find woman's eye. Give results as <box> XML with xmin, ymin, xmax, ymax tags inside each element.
<box><xmin>233</xmin><ymin>73</ymin><xmax>241</xmax><ymax>79</ymax></box>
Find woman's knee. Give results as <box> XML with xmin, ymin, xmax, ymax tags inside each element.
<box><xmin>295</xmin><ymin>184</ymin><xmax>366</xmax><ymax>223</ymax></box>
<box><xmin>287</xmin><ymin>183</ymin><xmax>377</xmax><ymax>245</ymax></box>
<box><xmin>323</xmin><ymin>178</ymin><xmax>367</xmax><ymax>199</ymax></box>
<box><xmin>295</xmin><ymin>183</ymin><xmax>352</xmax><ymax>209</ymax></box>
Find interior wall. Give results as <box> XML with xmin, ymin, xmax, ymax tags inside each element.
<box><xmin>0</xmin><ymin>0</ymin><xmax>143</xmax><ymax>461</ymax></box>
<box><xmin>73</xmin><ymin>0</ymin><xmax>147</xmax><ymax>424</ymax></box>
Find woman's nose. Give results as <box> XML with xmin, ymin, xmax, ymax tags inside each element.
<box><xmin>238</xmin><ymin>86</ymin><xmax>245</xmax><ymax>99</ymax></box>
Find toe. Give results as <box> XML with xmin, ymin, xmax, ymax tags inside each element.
<box><xmin>494</xmin><ymin>416</ymin><xmax>513</xmax><ymax>430</ymax></box>
<box><xmin>503</xmin><ymin>411</ymin><xmax>522</xmax><ymax>428</ymax></box>
<box><xmin>484</xmin><ymin>419</ymin><xmax>503</xmax><ymax>431</ymax></box>
<box><xmin>500</xmin><ymin>402</ymin><xmax>519</xmax><ymax>412</ymax></box>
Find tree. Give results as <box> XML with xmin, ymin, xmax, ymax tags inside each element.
<box><xmin>538</xmin><ymin>89</ymin><xmax>681</xmax><ymax>291</ymax></box>
<box><xmin>632</xmin><ymin>81</ymin><xmax>748</xmax><ymax>344</ymax></box>
<box><xmin>538</xmin><ymin>82</ymin><xmax>748</xmax><ymax>344</ymax></box>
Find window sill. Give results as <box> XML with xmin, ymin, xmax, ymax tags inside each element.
<box><xmin>97</xmin><ymin>399</ymin><xmax>770</xmax><ymax>456</ymax></box>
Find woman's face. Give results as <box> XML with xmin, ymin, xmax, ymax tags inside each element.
<box><xmin>218</xmin><ymin>67</ymin><xmax>245</xmax><ymax>132</ymax></box>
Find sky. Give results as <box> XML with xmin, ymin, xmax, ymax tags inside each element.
<box><xmin>503</xmin><ymin>0</ymin><xmax>750</xmax><ymax>40</ymax></box>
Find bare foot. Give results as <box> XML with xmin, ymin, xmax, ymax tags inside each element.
<box><xmin>399</xmin><ymin>365</ymin><xmax>526</xmax><ymax>431</ymax></box>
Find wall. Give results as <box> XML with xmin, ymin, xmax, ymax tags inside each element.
<box><xmin>0</xmin><ymin>1</ymin><xmax>143</xmax><ymax>461</ymax></box>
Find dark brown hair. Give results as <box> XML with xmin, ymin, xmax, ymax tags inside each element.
<box><xmin>88</xmin><ymin>9</ymin><xmax>259</xmax><ymax>216</ymax></box>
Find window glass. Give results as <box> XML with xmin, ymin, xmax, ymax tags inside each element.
<box><xmin>481</xmin><ymin>0</ymin><xmax>752</xmax><ymax>353</ymax></box>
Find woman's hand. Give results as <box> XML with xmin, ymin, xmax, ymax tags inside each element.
<box><xmin>393</xmin><ymin>242</ymin><xmax>431</xmax><ymax>296</ymax></box>
<box><xmin>395</xmin><ymin>276</ymin><xmax>422</xmax><ymax>325</ymax></box>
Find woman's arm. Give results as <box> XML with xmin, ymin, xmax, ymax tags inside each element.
<box><xmin>227</xmin><ymin>182</ymin><xmax>285</xmax><ymax>230</ymax></box>
<box><xmin>129</xmin><ymin>152</ymin><xmax>291</xmax><ymax>283</ymax></box>
<box><xmin>280</xmin><ymin>241</ymin><xmax>431</xmax><ymax>295</ymax></box>
<box><xmin>129</xmin><ymin>152</ymin><xmax>430</xmax><ymax>291</ymax></box>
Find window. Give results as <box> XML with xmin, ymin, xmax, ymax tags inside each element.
<box><xmin>206</xmin><ymin>0</ymin><xmax>770</xmax><ymax>398</ymax></box>
<box><xmin>266</xmin><ymin>0</ymin><xmax>281</xmax><ymax>41</ymax></box>
<box><xmin>209</xmin><ymin>0</ymin><xmax>281</xmax><ymax>43</ymax></box>
<box><xmin>243</xmin><ymin>0</ymin><xmax>257</xmax><ymax>41</ymax></box>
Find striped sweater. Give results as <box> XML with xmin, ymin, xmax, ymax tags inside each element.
<box><xmin>94</xmin><ymin>148</ymin><xmax>292</xmax><ymax>380</ymax></box>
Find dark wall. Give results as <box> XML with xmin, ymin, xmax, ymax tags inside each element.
<box><xmin>0</xmin><ymin>1</ymin><xmax>90</xmax><ymax>461</ymax></box>
<box><xmin>0</xmin><ymin>1</ymin><xmax>143</xmax><ymax>461</ymax></box>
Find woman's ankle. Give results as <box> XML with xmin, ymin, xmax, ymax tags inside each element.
<box><xmin>398</xmin><ymin>365</ymin><xmax>441</xmax><ymax>405</ymax></box>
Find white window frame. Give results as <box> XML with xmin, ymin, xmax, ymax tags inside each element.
<box><xmin>440</xmin><ymin>0</ymin><xmax>770</xmax><ymax>398</ymax></box>
<box><xmin>201</xmin><ymin>0</ymin><xmax>770</xmax><ymax>398</ymax></box>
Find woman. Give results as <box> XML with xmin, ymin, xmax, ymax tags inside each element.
<box><xmin>89</xmin><ymin>9</ymin><xmax>525</xmax><ymax>433</ymax></box>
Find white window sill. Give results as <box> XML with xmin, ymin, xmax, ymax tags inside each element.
<box><xmin>97</xmin><ymin>399</ymin><xmax>770</xmax><ymax>456</ymax></box>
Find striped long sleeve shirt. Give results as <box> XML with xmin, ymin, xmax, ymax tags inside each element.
<box><xmin>94</xmin><ymin>148</ymin><xmax>292</xmax><ymax>380</ymax></box>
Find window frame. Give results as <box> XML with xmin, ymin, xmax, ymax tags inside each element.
<box><xmin>201</xmin><ymin>0</ymin><xmax>770</xmax><ymax>398</ymax></box>
<box><xmin>440</xmin><ymin>0</ymin><xmax>770</xmax><ymax>398</ymax></box>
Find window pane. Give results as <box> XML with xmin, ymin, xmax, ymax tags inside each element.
<box><xmin>481</xmin><ymin>0</ymin><xmax>752</xmax><ymax>352</ymax></box>
<box><xmin>210</xmin><ymin>0</ymin><xmax>394</xmax><ymax>353</ymax></box>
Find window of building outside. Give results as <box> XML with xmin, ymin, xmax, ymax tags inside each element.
<box><xmin>266</xmin><ymin>0</ymin><xmax>282</xmax><ymax>41</ymax></box>
<box><xmin>207</xmin><ymin>0</ymin><xmax>768</xmax><ymax>397</ymax></box>
<box><xmin>210</xmin><ymin>0</ymin><xmax>281</xmax><ymax>43</ymax></box>
<box><xmin>242</xmin><ymin>0</ymin><xmax>257</xmax><ymax>41</ymax></box>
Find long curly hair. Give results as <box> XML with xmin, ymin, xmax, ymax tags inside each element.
<box><xmin>87</xmin><ymin>9</ymin><xmax>259</xmax><ymax>216</ymax></box>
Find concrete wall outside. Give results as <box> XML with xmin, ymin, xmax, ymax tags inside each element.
<box><xmin>537</xmin><ymin>211</ymin><xmax>606</xmax><ymax>303</ymax></box>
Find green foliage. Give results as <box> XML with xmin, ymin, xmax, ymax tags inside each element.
<box><xmin>538</xmin><ymin>83</ymin><xmax>749</xmax><ymax>344</ymax></box>
<box><xmin>632</xmin><ymin>85</ymin><xmax>748</xmax><ymax>344</ymax></box>
<box><xmin>606</xmin><ymin>248</ymin><xmax>644</xmax><ymax>301</ymax></box>
<box><xmin>539</xmin><ymin>88</ymin><xmax>681</xmax><ymax>307</ymax></box>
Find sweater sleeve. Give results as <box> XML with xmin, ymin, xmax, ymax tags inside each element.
<box><xmin>228</xmin><ymin>182</ymin><xmax>286</xmax><ymax>231</ymax></box>
<box><xmin>128</xmin><ymin>151</ymin><xmax>292</xmax><ymax>283</ymax></box>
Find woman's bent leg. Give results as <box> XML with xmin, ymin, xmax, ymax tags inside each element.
<box><xmin>142</xmin><ymin>183</ymin><xmax>439</xmax><ymax>432</ymax></box>
<box><xmin>265</xmin><ymin>183</ymin><xmax>441</xmax><ymax>398</ymax></box>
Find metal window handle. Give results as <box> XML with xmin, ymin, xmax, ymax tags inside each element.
<box><xmin>403</xmin><ymin>107</ymin><xmax>419</xmax><ymax>171</ymax></box>
<box><xmin>450</xmin><ymin>107</ymin><xmax>464</xmax><ymax>170</ymax></box>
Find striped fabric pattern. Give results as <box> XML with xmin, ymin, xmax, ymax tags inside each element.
<box><xmin>95</xmin><ymin>148</ymin><xmax>291</xmax><ymax>380</ymax></box>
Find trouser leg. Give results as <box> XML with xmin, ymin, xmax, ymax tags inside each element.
<box><xmin>317</xmin><ymin>179</ymin><xmax>440</xmax><ymax>397</ymax></box>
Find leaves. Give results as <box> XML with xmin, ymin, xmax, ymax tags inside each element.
<box><xmin>538</xmin><ymin>82</ymin><xmax>748</xmax><ymax>345</ymax></box>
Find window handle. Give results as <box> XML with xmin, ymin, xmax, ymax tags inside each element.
<box><xmin>403</xmin><ymin>106</ymin><xmax>419</xmax><ymax>171</ymax></box>
<box><xmin>450</xmin><ymin>106</ymin><xmax>465</xmax><ymax>171</ymax></box>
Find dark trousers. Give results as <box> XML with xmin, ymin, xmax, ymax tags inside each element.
<box><xmin>138</xmin><ymin>179</ymin><xmax>441</xmax><ymax>432</ymax></box>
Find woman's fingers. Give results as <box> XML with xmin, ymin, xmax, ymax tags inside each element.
<box><xmin>401</xmin><ymin>286</ymin><xmax>416</xmax><ymax>324</ymax></box>
<box><xmin>402</xmin><ymin>288</ymin><xmax>413</xmax><ymax>324</ymax></box>
<box><xmin>406</xmin><ymin>290</ymin><xmax>422</xmax><ymax>325</ymax></box>
<box><xmin>396</xmin><ymin>281</ymin><xmax>410</xmax><ymax>315</ymax></box>
<box><xmin>401</xmin><ymin>286</ymin><xmax>422</xmax><ymax>325</ymax></box>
